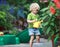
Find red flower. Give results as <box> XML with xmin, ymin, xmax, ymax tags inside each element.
<box><xmin>56</xmin><ymin>3</ymin><xmax>60</xmax><ymax>9</ymax></box>
<box><xmin>50</xmin><ymin>6</ymin><xmax>56</xmax><ymax>14</ymax></box>
<box><xmin>53</xmin><ymin>0</ymin><xmax>60</xmax><ymax>4</ymax></box>
<box><xmin>53</xmin><ymin>0</ymin><xmax>59</xmax><ymax>3</ymax></box>
<box><xmin>53</xmin><ymin>0</ymin><xmax>60</xmax><ymax>9</ymax></box>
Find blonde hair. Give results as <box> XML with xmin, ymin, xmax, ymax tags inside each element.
<box><xmin>30</xmin><ymin>3</ymin><xmax>40</xmax><ymax>11</ymax></box>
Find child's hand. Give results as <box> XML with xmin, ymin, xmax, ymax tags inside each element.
<box><xmin>33</xmin><ymin>19</ymin><xmax>37</xmax><ymax>23</ymax></box>
<box><xmin>40</xmin><ymin>20</ymin><xmax>43</xmax><ymax>23</ymax></box>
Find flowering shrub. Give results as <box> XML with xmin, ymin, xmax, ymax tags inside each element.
<box><xmin>53</xmin><ymin>0</ymin><xmax>60</xmax><ymax>9</ymax></box>
<box><xmin>41</xmin><ymin>0</ymin><xmax>60</xmax><ymax>40</ymax></box>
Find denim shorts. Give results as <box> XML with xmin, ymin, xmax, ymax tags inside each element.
<box><xmin>28</xmin><ymin>28</ymin><xmax>40</xmax><ymax>36</ymax></box>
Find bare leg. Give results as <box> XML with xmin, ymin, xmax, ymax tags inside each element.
<box><xmin>36</xmin><ymin>35</ymin><xmax>40</xmax><ymax>43</ymax></box>
<box><xmin>29</xmin><ymin>35</ymin><xmax>34</xmax><ymax>47</ymax></box>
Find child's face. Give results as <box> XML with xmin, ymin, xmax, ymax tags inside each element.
<box><xmin>32</xmin><ymin>8</ymin><xmax>39</xmax><ymax>14</ymax></box>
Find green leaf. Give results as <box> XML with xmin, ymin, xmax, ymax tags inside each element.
<box><xmin>42</xmin><ymin>15</ymin><xmax>48</xmax><ymax>20</ymax></box>
<box><xmin>54</xmin><ymin>34</ymin><xmax>59</xmax><ymax>43</ymax></box>
<box><xmin>51</xmin><ymin>31</ymin><xmax>54</xmax><ymax>36</ymax></box>
<box><xmin>56</xmin><ymin>29</ymin><xmax>59</xmax><ymax>32</ymax></box>
<box><xmin>33</xmin><ymin>0</ymin><xmax>39</xmax><ymax>2</ymax></box>
<box><xmin>48</xmin><ymin>36</ymin><xmax>51</xmax><ymax>41</ymax></box>
<box><xmin>50</xmin><ymin>22</ymin><xmax>54</xmax><ymax>26</ymax></box>
<box><xmin>49</xmin><ymin>13</ymin><xmax>52</xmax><ymax>17</ymax></box>
<box><xmin>24</xmin><ymin>4</ymin><xmax>30</xmax><ymax>10</ymax></box>
<box><xmin>0</xmin><ymin>11</ymin><xmax>6</xmax><ymax>19</ymax></box>
<box><xmin>48</xmin><ymin>31</ymin><xmax>54</xmax><ymax>40</ymax></box>
<box><xmin>51</xmin><ymin>18</ymin><xmax>55</xmax><ymax>21</ymax></box>
<box><xmin>40</xmin><ymin>7</ymin><xmax>49</xmax><ymax>12</ymax></box>
<box><xmin>41</xmin><ymin>13</ymin><xmax>46</xmax><ymax>16</ymax></box>
<box><xmin>43</xmin><ymin>22</ymin><xmax>49</xmax><ymax>27</ymax></box>
<box><xmin>46</xmin><ymin>27</ymin><xmax>51</xmax><ymax>34</ymax></box>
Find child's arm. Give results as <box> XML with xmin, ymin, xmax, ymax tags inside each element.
<box><xmin>27</xmin><ymin>19</ymin><xmax>37</xmax><ymax>23</ymax></box>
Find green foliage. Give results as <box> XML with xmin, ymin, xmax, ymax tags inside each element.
<box><xmin>10</xmin><ymin>28</ymin><xmax>19</xmax><ymax>35</ymax></box>
<box><xmin>0</xmin><ymin>11</ymin><xmax>6</xmax><ymax>19</ymax></box>
<box><xmin>7</xmin><ymin>0</ymin><xmax>27</xmax><ymax>6</ymax></box>
<box><xmin>40</xmin><ymin>7</ymin><xmax>49</xmax><ymax>12</ymax></box>
<box><xmin>54</xmin><ymin>34</ymin><xmax>59</xmax><ymax>43</ymax></box>
<box><xmin>2</xmin><ymin>0</ymin><xmax>60</xmax><ymax>40</ymax></box>
<box><xmin>33</xmin><ymin>0</ymin><xmax>39</xmax><ymax>2</ymax></box>
<box><xmin>41</xmin><ymin>1</ymin><xmax>60</xmax><ymax>40</ymax></box>
<box><xmin>0</xmin><ymin>11</ymin><xmax>15</xmax><ymax>30</ymax></box>
<box><xmin>46</xmin><ymin>26</ymin><xmax>51</xmax><ymax>34</ymax></box>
